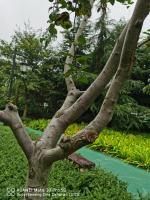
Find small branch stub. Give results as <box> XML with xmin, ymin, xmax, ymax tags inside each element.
<box><xmin>7</xmin><ymin>103</ymin><xmax>18</xmax><ymax>111</ymax></box>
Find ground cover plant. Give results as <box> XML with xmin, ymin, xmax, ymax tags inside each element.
<box><xmin>24</xmin><ymin>119</ymin><xmax>50</xmax><ymax>132</ymax></box>
<box><xmin>24</xmin><ymin>119</ymin><xmax>150</xmax><ymax>170</ymax></box>
<box><xmin>0</xmin><ymin>125</ymin><xmax>137</xmax><ymax>200</ymax></box>
<box><xmin>91</xmin><ymin>129</ymin><xmax>150</xmax><ymax>170</ymax></box>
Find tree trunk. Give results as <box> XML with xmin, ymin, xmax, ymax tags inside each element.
<box><xmin>25</xmin><ymin>159</ymin><xmax>50</xmax><ymax>200</ymax></box>
<box><xmin>23</xmin><ymin>103</ymin><xmax>28</xmax><ymax>119</ymax></box>
<box><xmin>15</xmin><ymin>84</ymin><xmax>20</xmax><ymax>105</ymax></box>
<box><xmin>22</xmin><ymin>81</ymin><xmax>28</xmax><ymax>119</ymax></box>
<box><xmin>8</xmin><ymin>48</ymin><xmax>17</xmax><ymax>99</ymax></box>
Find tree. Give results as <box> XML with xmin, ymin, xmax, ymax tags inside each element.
<box><xmin>0</xmin><ymin>27</ymin><xmax>67</xmax><ymax>118</ymax></box>
<box><xmin>0</xmin><ymin>0</ymin><xmax>149</xmax><ymax>199</ymax></box>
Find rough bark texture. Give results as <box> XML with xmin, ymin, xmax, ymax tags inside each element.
<box><xmin>0</xmin><ymin>0</ymin><xmax>149</xmax><ymax>199</ymax></box>
<box><xmin>25</xmin><ymin>146</ymin><xmax>50</xmax><ymax>200</ymax></box>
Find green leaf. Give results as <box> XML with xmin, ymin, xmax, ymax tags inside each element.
<box><xmin>49</xmin><ymin>12</ymin><xmax>58</xmax><ymax>22</ymax></box>
<box><xmin>67</xmin><ymin>1</ymin><xmax>75</xmax><ymax>11</ymax></box>
<box><xmin>58</xmin><ymin>0</ymin><xmax>67</xmax><ymax>8</ymax></box>
<box><xmin>61</xmin><ymin>21</ymin><xmax>72</xmax><ymax>29</ymax></box>
<box><xmin>49</xmin><ymin>24</ymin><xmax>57</xmax><ymax>35</ymax></box>
<box><xmin>109</xmin><ymin>0</ymin><xmax>115</xmax><ymax>5</ymax></box>
<box><xmin>78</xmin><ymin>35</ymin><xmax>86</xmax><ymax>45</ymax></box>
<box><xmin>64</xmin><ymin>69</ymin><xmax>73</xmax><ymax>77</ymax></box>
<box><xmin>40</xmin><ymin>38</ymin><xmax>45</xmax><ymax>43</ymax></box>
<box><xmin>76</xmin><ymin>55</ymin><xmax>89</xmax><ymax>64</ymax></box>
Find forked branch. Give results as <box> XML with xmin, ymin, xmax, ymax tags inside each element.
<box><xmin>43</xmin><ymin>0</ymin><xmax>150</xmax><ymax>163</ymax></box>
<box><xmin>41</xmin><ymin>0</ymin><xmax>94</xmax><ymax>149</ymax></box>
<box><xmin>41</xmin><ymin>20</ymin><xmax>128</xmax><ymax>149</ymax></box>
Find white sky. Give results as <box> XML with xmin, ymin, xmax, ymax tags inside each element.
<box><xmin>0</xmin><ymin>0</ymin><xmax>149</xmax><ymax>42</ymax></box>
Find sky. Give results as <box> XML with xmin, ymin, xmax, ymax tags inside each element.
<box><xmin>0</xmin><ymin>0</ymin><xmax>149</xmax><ymax>42</ymax></box>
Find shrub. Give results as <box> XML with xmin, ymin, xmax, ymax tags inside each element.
<box><xmin>23</xmin><ymin>101</ymin><xmax>150</xmax><ymax>133</ymax></box>
<box><xmin>65</xmin><ymin>123</ymin><xmax>86</xmax><ymax>136</ymax></box>
<box><xmin>89</xmin><ymin>93</ymin><xmax>150</xmax><ymax>132</ymax></box>
<box><xmin>111</xmin><ymin>103</ymin><xmax>150</xmax><ymax>131</ymax></box>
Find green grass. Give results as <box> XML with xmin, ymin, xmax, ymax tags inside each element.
<box><xmin>0</xmin><ymin>125</ymin><xmax>139</xmax><ymax>200</ymax></box>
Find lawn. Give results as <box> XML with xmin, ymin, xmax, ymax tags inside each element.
<box><xmin>0</xmin><ymin>125</ymin><xmax>148</xmax><ymax>200</ymax></box>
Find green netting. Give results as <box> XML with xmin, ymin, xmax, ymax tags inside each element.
<box><xmin>76</xmin><ymin>147</ymin><xmax>150</xmax><ymax>198</ymax></box>
<box><xmin>26</xmin><ymin>127</ymin><xmax>43</xmax><ymax>136</ymax></box>
<box><xmin>26</xmin><ymin>127</ymin><xmax>150</xmax><ymax>197</ymax></box>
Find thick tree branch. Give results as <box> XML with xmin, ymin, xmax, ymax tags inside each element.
<box><xmin>41</xmin><ymin>1</ymin><xmax>94</xmax><ymax>149</ymax></box>
<box><xmin>54</xmin><ymin>89</ymin><xmax>83</xmax><ymax>118</ymax></box>
<box><xmin>40</xmin><ymin>89</ymin><xmax>84</xmax><ymax>149</ymax></box>
<box><xmin>43</xmin><ymin>0</ymin><xmax>150</xmax><ymax>163</ymax></box>
<box><xmin>40</xmin><ymin>21</ymin><xmax>128</xmax><ymax>150</ymax></box>
<box><xmin>87</xmin><ymin>0</ymin><xmax>150</xmax><ymax>132</ymax></box>
<box><xmin>0</xmin><ymin>104</ymin><xmax>34</xmax><ymax>159</ymax></box>
<box><xmin>58</xmin><ymin>24</ymin><xmax>128</xmax><ymax>124</ymax></box>
<box><xmin>62</xmin><ymin>26</ymin><xmax>127</xmax><ymax>123</ymax></box>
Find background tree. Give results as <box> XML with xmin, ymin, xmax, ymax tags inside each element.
<box><xmin>0</xmin><ymin>26</ymin><xmax>66</xmax><ymax>118</ymax></box>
